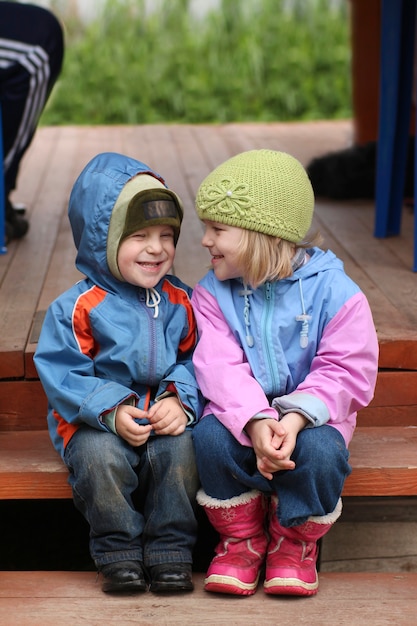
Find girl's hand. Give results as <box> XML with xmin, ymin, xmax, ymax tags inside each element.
<box><xmin>245</xmin><ymin>412</ymin><xmax>308</xmax><ymax>479</ymax></box>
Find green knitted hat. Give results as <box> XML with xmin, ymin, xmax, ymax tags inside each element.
<box><xmin>196</xmin><ymin>149</ymin><xmax>314</xmax><ymax>242</ymax></box>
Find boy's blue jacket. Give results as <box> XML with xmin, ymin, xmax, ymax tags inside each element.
<box><xmin>34</xmin><ymin>152</ymin><xmax>203</xmax><ymax>458</ymax></box>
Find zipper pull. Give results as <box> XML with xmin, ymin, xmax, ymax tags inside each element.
<box><xmin>265</xmin><ymin>282</ymin><xmax>272</xmax><ymax>300</ymax></box>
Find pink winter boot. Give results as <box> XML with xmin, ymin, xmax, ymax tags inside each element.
<box><xmin>197</xmin><ymin>489</ymin><xmax>268</xmax><ymax>595</ymax></box>
<box><xmin>264</xmin><ymin>496</ymin><xmax>342</xmax><ymax>596</ymax></box>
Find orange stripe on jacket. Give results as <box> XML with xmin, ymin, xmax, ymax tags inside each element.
<box><xmin>55</xmin><ymin>409</ymin><xmax>78</xmax><ymax>450</ymax></box>
<box><xmin>72</xmin><ymin>285</ymin><xmax>107</xmax><ymax>357</ymax></box>
<box><xmin>57</xmin><ymin>286</ymin><xmax>108</xmax><ymax>449</ymax></box>
<box><xmin>162</xmin><ymin>279</ymin><xmax>197</xmax><ymax>354</ymax></box>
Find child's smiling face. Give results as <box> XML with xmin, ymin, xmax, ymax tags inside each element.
<box><xmin>201</xmin><ymin>220</ymin><xmax>244</xmax><ymax>281</ymax></box>
<box><xmin>117</xmin><ymin>224</ymin><xmax>175</xmax><ymax>288</ymax></box>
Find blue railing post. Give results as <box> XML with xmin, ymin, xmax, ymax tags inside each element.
<box><xmin>374</xmin><ymin>0</ymin><xmax>417</xmax><ymax>270</ymax></box>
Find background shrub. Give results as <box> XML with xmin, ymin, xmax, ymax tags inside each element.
<box><xmin>42</xmin><ymin>0</ymin><xmax>351</xmax><ymax>125</ymax></box>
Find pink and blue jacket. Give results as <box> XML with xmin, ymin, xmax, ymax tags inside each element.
<box><xmin>191</xmin><ymin>247</ymin><xmax>379</xmax><ymax>448</ymax></box>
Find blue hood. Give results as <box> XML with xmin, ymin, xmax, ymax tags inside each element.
<box><xmin>68</xmin><ymin>152</ymin><xmax>166</xmax><ymax>292</ymax></box>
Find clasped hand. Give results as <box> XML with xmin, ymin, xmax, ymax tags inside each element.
<box><xmin>115</xmin><ymin>396</ymin><xmax>188</xmax><ymax>446</ymax></box>
<box><xmin>245</xmin><ymin>412</ymin><xmax>308</xmax><ymax>480</ymax></box>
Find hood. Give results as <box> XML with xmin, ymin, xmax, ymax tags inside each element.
<box><xmin>68</xmin><ymin>152</ymin><xmax>173</xmax><ymax>292</ymax></box>
<box><xmin>292</xmin><ymin>247</ymin><xmax>345</xmax><ymax>280</ymax></box>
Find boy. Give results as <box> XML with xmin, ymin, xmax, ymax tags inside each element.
<box><xmin>34</xmin><ymin>152</ymin><xmax>203</xmax><ymax>594</ymax></box>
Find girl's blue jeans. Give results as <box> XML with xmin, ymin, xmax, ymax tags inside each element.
<box><xmin>64</xmin><ymin>427</ymin><xmax>199</xmax><ymax>569</ymax></box>
<box><xmin>192</xmin><ymin>415</ymin><xmax>351</xmax><ymax>527</ymax></box>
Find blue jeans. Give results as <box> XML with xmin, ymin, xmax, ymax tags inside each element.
<box><xmin>192</xmin><ymin>415</ymin><xmax>351</xmax><ymax>527</ymax></box>
<box><xmin>64</xmin><ymin>427</ymin><xmax>199</xmax><ymax>569</ymax></box>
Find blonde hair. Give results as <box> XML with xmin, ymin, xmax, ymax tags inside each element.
<box><xmin>236</xmin><ymin>229</ymin><xmax>323</xmax><ymax>288</ymax></box>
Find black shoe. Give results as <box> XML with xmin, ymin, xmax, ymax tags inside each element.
<box><xmin>5</xmin><ymin>198</ymin><xmax>29</xmax><ymax>244</ymax></box>
<box><xmin>100</xmin><ymin>560</ymin><xmax>147</xmax><ymax>593</ymax></box>
<box><xmin>149</xmin><ymin>563</ymin><xmax>194</xmax><ymax>593</ymax></box>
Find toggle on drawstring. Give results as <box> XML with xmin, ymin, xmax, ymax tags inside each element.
<box><xmin>146</xmin><ymin>287</ymin><xmax>161</xmax><ymax>318</ymax></box>
<box><xmin>238</xmin><ymin>284</ymin><xmax>254</xmax><ymax>347</ymax></box>
<box><xmin>295</xmin><ymin>278</ymin><xmax>311</xmax><ymax>348</ymax></box>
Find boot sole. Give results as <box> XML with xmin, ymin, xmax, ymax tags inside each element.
<box><xmin>150</xmin><ymin>582</ymin><xmax>194</xmax><ymax>593</ymax></box>
<box><xmin>102</xmin><ymin>580</ymin><xmax>147</xmax><ymax>593</ymax></box>
<box><xmin>205</xmin><ymin>573</ymin><xmax>259</xmax><ymax>596</ymax></box>
<box><xmin>264</xmin><ymin>575</ymin><xmax>318</xmax><ymax>596</ymax></box>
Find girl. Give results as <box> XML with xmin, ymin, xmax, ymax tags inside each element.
<box><xmin>191</xmin><ymin>149</ymin><xmax>379</xmax><ymax>597</ymax></box>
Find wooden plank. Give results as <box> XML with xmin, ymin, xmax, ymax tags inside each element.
<box><xmin>322</xmin><ymin>519</ymin><xmax>417</xmax><ymax>573</ymax></box>
<box><xmin>359</xmin><ymin>404</ymin><xmax>417</xmax><ymax>426</ymax></box>
<box><xmin>0</xmin><ymin>431</ymin><xmax>71</xmax><ymax>499</ymax></box>
<box><xmin>370</xmin><ymin>370</ymin><xmax>417</xmax><ymax>411</ymax></box>
<box><xmin>3</xmin><ymin>369</ymin><xmax>416</xmax><ymax>431</ymax></box>
<box><xmin>353</xmin><ymin>192</ymin><xmax>414</xmax><ymax>269</ymax></box>
<box><xmin>357</xmin><ymin>370</ymin><xmax>417</xmax><ymax>427</ymax></box>
<box><xmin>312</xmin><ymin>203</ymin><xmax>417</xmax><ymax>342</ymax></box>
<box><xmin>0</xmin><ymin>472</ymin><xmax>71</xmax><ymax>499</ymax></box>
<box><xmin>0</xmin><ymin>128</ymin><xmax>82</xmax><ymax>379</ymax></box>
<box><xmin>378</xmin><ymin>339</ymin><xmax>417</xmax><ymax>370</ymax></box>
<box><xmin>1</xmin><ymin>427</ymin><xmax>417</xmax><ymax>500</ymax></box>
<box><xmin>0</xmin><ymin>127</ymin><xmax>65</xmax><ymax>371</ymax></box>
<box><xmin>0</xmin><ymin>125</ymin><xmax>58</xmax><ymax>284</ymax></box>
<box><xmin>0</xmin><ymin>571</ymin><xmax>415</xmax><ymax>626</ymax></box>
<box><xmin>3</xmin><ymin>121</ymin><xmax>417</xmax><ymax>379</ymax></box>
<box><xmin>0</xmin><ymin>381</ymin><xmax>46</xmax><ymax>430</ymax></box>
<box><xmin>344</xmin><ymin>426</ymin><xmax>417</xmax><ymax>496</ymax></box>
<box><xmin>313</xmin><ymin>201</ymin><xmax>417</xmax><ymax>368</ymax></box>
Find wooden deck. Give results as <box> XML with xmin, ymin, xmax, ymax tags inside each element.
<box><xmin>2</xmin><ymin>120</ymin><xmax>417</xmax><ymax>423</ymax></box>
<box><xmin>2</xmin><ymin>122</ymin><xmax>417</xmax><ymax>496</ymax></box>
<box><xmin>2</xmin><ymin>119</ymin><xmax>417</xmax><ymax>375</ymax></box>
<box><xmin>1</xmin><ymin>121</ymin><xmax>417</xmax><ymax>620</ymax></box>
<box><xmin>0</xmin><ymin>571</ymin><xmax>416</xmax><ymax>626</ymax></box>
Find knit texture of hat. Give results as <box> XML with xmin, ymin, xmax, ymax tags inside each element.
<box><xmin>196</xmin><ymin>149</ymin><xmax>314</xmax><ymax>242</ymax></box>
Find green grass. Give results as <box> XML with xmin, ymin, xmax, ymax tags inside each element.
<box><xmin>42</xmin><ymin>0</ymin><xmax>351</xmax><ymax>125</ymax></box>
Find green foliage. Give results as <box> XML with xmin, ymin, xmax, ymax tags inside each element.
<box><xmin>42</xmin><ymin>0</ymin><xmax>351</xmax><ymax>125</ymax></box>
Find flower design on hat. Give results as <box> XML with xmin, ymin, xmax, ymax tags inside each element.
<box><xmin>199</xmin><ymin>178</ymin><xmax>252</xmax><ymax>216</ymax></box>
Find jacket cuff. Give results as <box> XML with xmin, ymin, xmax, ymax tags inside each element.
<box><xmin>272</xmin><ymin>392</ymin><xmax>330</xmax><ymax>427</ymax></box>
<box><xmin>100</xmin><ymin>396</ymin><xmax>137</xmax><ymax>435</ymax></box>
<box><xmin>157</xmin><ymin>384</ymin><xmax>195</xmax><ymax>426</ymax></box>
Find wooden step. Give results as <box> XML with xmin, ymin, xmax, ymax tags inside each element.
<box><xmin>1</xmin><ymin>427</ymin><xmax>417</xmax><ymax>500</ymax></box>
<box><xmin>342</xmin><ymin>426</ymin><xmax>417</xmax><ymax>496</ymax></box>
<box><xmin>2</xmin><ymin>370</ymin><xmax>417</xmax><ymax>430</ymax></box>
<box><xmin>0</xmin><ymin>571</ymin><xmax>415</xmax><ymax>626</ymax></box>
<box><xmin>0</xmin><ymin>431</ymin><xmax>69</xmax><ymax>499</ymax></box>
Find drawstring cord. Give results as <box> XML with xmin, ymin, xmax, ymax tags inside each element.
<box><xmin>238</xmin><ymin>284</ymin><xmax>254</xmax><ymax>347</ymax></box>
<box><xmin>238</xmin><ymin>249</ymin><xmax>310</xmax><ymax>349</ymax></box>
<box><xmin>146</xmin><ymin>287</ymin><xmax>161</xmax><ymax>318</ymax></box>
<box><xmin>295</xmin><ymin>278</ymin><xmax>311</xmax><ymax>348</ymax></box>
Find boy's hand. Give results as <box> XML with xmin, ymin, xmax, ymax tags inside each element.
<box><xmin>245</xmin><ymin>412</ymin><xmax>308</xmax><ymax>480</ymax></box>
<box><xmin>115</xmin><ymin>405</ymin><xmax>153</xmax><ymax>447</ymax></box>
<box><xmin>147</xmin><ymin>396</ymin><xmax>188</xmax><ymax>436</ymax></box>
